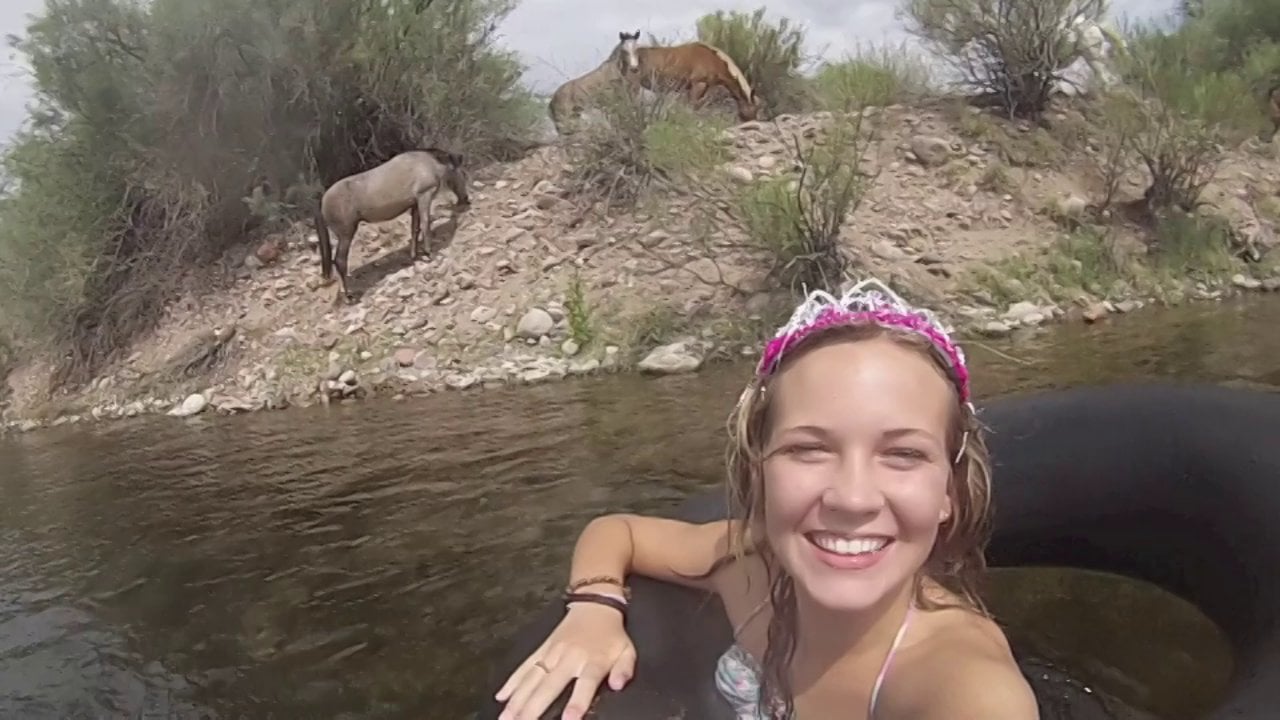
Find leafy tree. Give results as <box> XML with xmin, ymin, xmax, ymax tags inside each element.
<box><xmin>0</xmin><ymin>0</ymin><xmax>540</xmax><ymax>390</ymax></box>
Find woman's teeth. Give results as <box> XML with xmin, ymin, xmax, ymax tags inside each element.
<box><xmin>809</xmin><ymin>533</ymin><xmax>889</xmax><ymax>556</ymax></box>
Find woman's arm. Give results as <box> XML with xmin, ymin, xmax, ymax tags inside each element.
<box><xmin>567</xmin><ymin>513</ymin><xmax>738</xmax><ymax>596</ymax></box>
<box><xmin>494</xmin><ymin>514</ymin><xmax>740</xmax><ymax>719</ymax></box>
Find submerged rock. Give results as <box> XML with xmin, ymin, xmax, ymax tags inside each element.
<box><xmin>638</xmin><ymin>342</ymin><xmax>703</xmax><ymax>375</ymax></box>
<box><xmin>168</xmin><ymin>393</ymin><xmax>208</xmax><ymax>418</ymax></box>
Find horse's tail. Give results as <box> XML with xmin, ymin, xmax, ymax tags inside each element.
<box><xmin>1265</xmin><ymin>84</ymin><xmax>1280</xmax><ymax>126</ymax></box>
<box><xmin>314</xmin><ymin>198</ymin><xmax>332</xmax><ymax>280</ymax></box>
<box><xmin>548</xmin><ymin>83</ymin><xmax>582</xmax><ymax>136</ymax></box>
<box><xmin>548</xmin><ymin>91</ymin><xmax>565</xmax><ymax>132</ymax></box>
<box><xmin>698</xmin><ymin>42</ymin><xmax>756</xmax><ymax>104</ymax></box>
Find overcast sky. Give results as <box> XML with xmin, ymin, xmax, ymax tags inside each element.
<box><xmin>0</xmin><ymin>0</ymin><xmax>1182</xmax><ymax>144</ymax></box>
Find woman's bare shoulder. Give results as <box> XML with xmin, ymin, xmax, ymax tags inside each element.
<box><xmin>892</xmin><ymin>609</ymin><xmax>1039</xmax><ymax>720</ymax></box>
<box><xmin>923</xmin><ymin>658</ymin><xmax>1038</xmax><ymax>720</ymax></box>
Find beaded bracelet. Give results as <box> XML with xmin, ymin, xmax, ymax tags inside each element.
<box><xmin>563</xmin><ymin>591</ymin><xmax>629</xmax><ymax>618</ymax></box>
<box><xmin>566</xmin><ymin>574</ymin><xmax>632</xmax><ymax>600</ymax></box>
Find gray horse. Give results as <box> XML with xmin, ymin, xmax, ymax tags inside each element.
<box><xmin>547</xmin><ymin>31</ymin><xmax>642</xmax><ymax>136</ymax></box>
<box><xmin>314</xmin><ymin>148</ymin><xmax>470</xmax><ymax>304</ymax></box>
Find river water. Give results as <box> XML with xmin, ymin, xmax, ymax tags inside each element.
<box><xmin>2</xmin><ymin>296</ymin><xmax>1278</xmax><ymax>720</ymax></box>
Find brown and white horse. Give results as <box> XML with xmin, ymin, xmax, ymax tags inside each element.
<box><xmin>630</xmin><ymin>40</ymin><xmax>760</xmax><ymax>122</ymax></box>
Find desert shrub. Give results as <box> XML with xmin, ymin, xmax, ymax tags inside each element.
<box><xmin>695</xmin><ymin>7</ymin><xmax>810</xmax><ymax>117</ymax></box>
<box><xmin>561</xmin><ymin>86</ymin><xmax>663</xmax><ymax>210</ymax></box>
<box><xmin>644</xmin><ymin>104</ymin><xmax>733</xmax><ymax>180</ymax></box>
<box><xmin>1093</xmin><ymin>36</ymin><xmax>1230</xmax><ymax>216</ymax></box>
<box><xmin>733</xmin><ymin>113</ymin><xmax>878</xmax><ymax>294</ymax></box>
<box><xmin>0</xmin><ymin>0</ymin><xmax>539</xmax><ymax>391</ymax></box>
<box><xmin>902</xmin><ymin>0</ymin><xmax>1103</xmax><ymax>119</ymax></box>
<box><xmin>811</xmin><ymin>43</ymin><xmax>935</xmax><ymax>111</ymax></box>
<box><xmin>562</xmin><ymin>87</ymin><xmax>730</xmax><ymax>211</ymax></box>
<box><xmin>1097</xmin><ymin>90</ymin><xmax>1220</xmax><ymax>216</ymax></box>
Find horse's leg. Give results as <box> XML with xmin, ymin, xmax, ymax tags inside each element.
<box><xmin>410</xmin><ymin>204</ymin><xmax>421</xmax><ymax>259</ymax></box>
<box><xmin>688</xmin><ymin>81</ymin><xmax>709</xmax><ymax>109</ymax></box>
<box><xmin>334</xmin><ymin>225</ymin><xmax>357</xmax><ymax>305</ymax></box>
<box><xmin>416</xmin><ymin>188</ymin><xmax>438</xmax><ymax>258</ymax></box>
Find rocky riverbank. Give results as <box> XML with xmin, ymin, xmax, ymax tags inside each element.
<box><xmin>4</xmin><ymin>97</ymin><xmax>1280</xmax><ymax>434</ymax></box>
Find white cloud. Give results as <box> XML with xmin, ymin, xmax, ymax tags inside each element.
<box><xmin>0</xmin><ymin>0</ymin><xmax>1183</xmax><ymax>143</ymax></box>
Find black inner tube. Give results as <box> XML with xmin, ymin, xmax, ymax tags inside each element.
<box><xmin>477</xmin><ymin>383</ymin><xmax>1280</xmax><ymax>720</ymax></box>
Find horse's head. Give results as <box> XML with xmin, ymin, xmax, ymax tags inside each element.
<box><xmin>615</xmin><ymin>30</ymin><xmax>641</xmax><ymax>74</ymax></box>
<box><xmin>740</xmin><ymin>89</ymin><xmax>762</xmax><ymax>121</ymax></box>
<box><xmin>441</xmin><ymin>151</ymin><xmax>472</xmax><ymax>208</ymax></box>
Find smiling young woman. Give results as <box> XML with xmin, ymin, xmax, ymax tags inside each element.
<box><xmin>493</xmin><ymin>278</ymin><xmax>1039</xmax><ymax>720</ymax></box>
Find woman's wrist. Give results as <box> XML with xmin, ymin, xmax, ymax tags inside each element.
<box><xmin>563</xmin><ymin>589</ymin><xmax>629</xmax><ymax>620</ymax></box>
<box><xmin>565</xmin><ymin>573</ymin><xmax>632</xmax><ymax>598</ymax></box>
<box><xmin>570</xmin><ymin>580</ymin><xmax>628</xmax><ymax>597</ymax></box>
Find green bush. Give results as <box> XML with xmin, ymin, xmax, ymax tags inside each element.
<box><xmin>562</xmin><ymin>88</ymin><xmax>730</xmax><ymax>211</ymax></box>
<box><xmin>1151</xmin><ymin>212</ymin><xmax>1239</xmax><ymax>277</ymax></box>
<box><xmin>811</xmin><ymin>44</ymin><xmax>934</xmax><ymax>111</ymax></box>
<box><xmin>644</xmin><ymin>104</ymin><xmax>732</xmax><ymax>180</ymax></box>
<box><xmin>734</xmin><ymin>113</ymin><xmax>877</xmax><ymax>294</ymax></box>
<box><xmin>1192</xmin><ymin>0</ymin><xmax>1280</xmax><ymax>70</ymax></box>
<box><xmin>560</xmin><ymin>86</ymin><xmax>664</xmax><ymax>210</ymax></box>
<box><xmin>1123</xmin><ymin>17</ymin><xmax>1274</xmax><ymax>138</ymax></box>
<box><xmin>0</xmin><ymin>0</ymin><xmax>540</xmax><ymax>390</ymax></box>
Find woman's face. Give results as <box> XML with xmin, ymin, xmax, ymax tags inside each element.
<box><xmin>761</xmin><ymin>335</ymin><xmax>955</xmax><ymax>613</ymax></box>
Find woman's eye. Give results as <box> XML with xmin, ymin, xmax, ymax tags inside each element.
<box><xmin>886</xmin><ymin>447</ymin><xmax>929</xmax><ymax>462</ymax></box>
<box><xmin>784</xmin><ymin>444</ymin><xmax>828</xmax><ymax>459</ymax></box>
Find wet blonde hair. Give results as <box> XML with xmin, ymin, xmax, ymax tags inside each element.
<box><xmin>721</xmin><ymin>322</ymin><xmax>994</xmax><ymax>719</ymax></box>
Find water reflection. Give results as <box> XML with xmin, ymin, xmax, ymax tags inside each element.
<box><xmin>988</xmin><ymin>568</ymin><xmax>1233</xmax><ymax>720</ymax></box>
<box><xmin>1</xmin><ymin>295</ymin><xmax>1277</xmax><ymax>719</ymax></box>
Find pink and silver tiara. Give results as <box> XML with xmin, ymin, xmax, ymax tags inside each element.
<box><xmin>756</xmin><ymin>277</ymin><xmax>972</xmax><ymax>403</ymax></box>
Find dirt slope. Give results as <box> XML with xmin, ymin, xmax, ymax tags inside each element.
<box><xmin>4</xmin><ymin>97</ymin><xmax>1279</xmax><ymax>430</ymax></box>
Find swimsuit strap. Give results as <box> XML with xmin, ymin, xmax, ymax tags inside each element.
<box><xmin>732</xmin><ymin>597</ymin><xmax>770</xmax><ymax>639</ymax></box>
<box><xmin>867</xmin><ymin>604</ymin><xmax>914</xmax><ymax>719</ymax></box>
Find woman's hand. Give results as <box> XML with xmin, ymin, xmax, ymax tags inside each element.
<box><xmin>494</xmin><ymin>602</ymin><xmax>637</xmax><ymax>720</ymax></box>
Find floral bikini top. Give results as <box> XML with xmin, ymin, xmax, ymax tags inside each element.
<box><xmin>713</xmin><ymin>600</ymin><xmax>915</xmax><ymax>720</ymax></box>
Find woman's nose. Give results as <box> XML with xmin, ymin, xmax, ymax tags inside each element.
<box><xmin>821</xmin><ymin>461</ymin><xmax>886</xmax><ymax>515</ymax></box>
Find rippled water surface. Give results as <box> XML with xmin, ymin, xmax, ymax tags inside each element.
<box><xmin>2</xmin><ymin>296</ymin><xmax>1278</xmax><ymax>719</ymax></box>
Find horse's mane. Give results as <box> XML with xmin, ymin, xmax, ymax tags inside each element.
<box><xmin>412</xmin><ymin>147</ymin><xmax>463</xmax><ymax>168</ymax></box>
<box><xmin>692</xmin><ymin>41</ymin><xmax>755</xmax><ymax>101</ymax></box>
